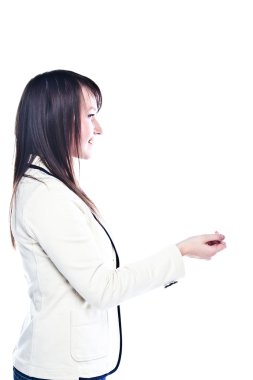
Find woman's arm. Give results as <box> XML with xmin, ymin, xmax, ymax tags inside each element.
<box><xmin>22</xmin><ymin>182</ymin><xmax>185</xmax><ymax>310</ymax></box>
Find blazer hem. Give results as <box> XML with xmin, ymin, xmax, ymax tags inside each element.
<box><xmin>13</xmin><ymin>358</ymin><xmax>110</xmax><ymax>380</ymax></box>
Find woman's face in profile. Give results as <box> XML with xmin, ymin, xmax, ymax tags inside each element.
<box><xmin>71</xmin><ymin>86</ymin><xmax>103</xmax><ymax>159</ymax></box>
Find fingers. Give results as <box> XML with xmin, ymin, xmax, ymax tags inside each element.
<box><xmin>202</xmin><ymin>233</ymin><xmax>225</xmax><ymax>243</ymax></box>
<box><xmin>208</xmin><ymin>240</ymin><xmax>227</xmax><ymax>256</ymax></box>
<box><xmin>214</xmin><ymin>230</ymin><xmax>226</xmax><ymax>241</ymax></box>
<box><xmin>217</xmin><ymin>241</ymin><xmax>227</xmax><ymax>250</ymax></box>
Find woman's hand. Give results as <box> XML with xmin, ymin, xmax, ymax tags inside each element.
<box><xmin>176</xmin><ymin>231</ymin><xmax>226</xmax><ymax>260</ymax></box>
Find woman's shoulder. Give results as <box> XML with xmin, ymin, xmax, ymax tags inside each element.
<box><xmin>18</xmin><ymin>170</ymin><xmax>68</xmax><ymax>196</ymax></box>
<box><xmin>16</xmin><ymin>170</ymin><xmax>88</xmax><ymax>216</ymax></box>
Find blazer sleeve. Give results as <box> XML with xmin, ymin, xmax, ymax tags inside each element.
<box><xmin>23</xmin><ymin>182</ymin><xmax>185</xmax><ymax>310</ymax></box>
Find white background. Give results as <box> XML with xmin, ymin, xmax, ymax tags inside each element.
<box><xmin>0</xmin><ymin>0</ymin><xmax>253</xmax><ymax>379</ymax></box>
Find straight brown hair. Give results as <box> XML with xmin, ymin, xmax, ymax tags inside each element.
<box><xmin>10</xmin><ymin>69</ymin><xmax>103</xmax><ymax>248</ymax></box>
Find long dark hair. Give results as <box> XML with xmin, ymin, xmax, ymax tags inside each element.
<box><xmin>10</xmin><ymin>69</ymin><xmax>103</xmax><ymax>248</ymax></box>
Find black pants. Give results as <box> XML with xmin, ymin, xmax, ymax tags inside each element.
<box><xmin>13</xmin><ymin>367</ymin><xmax>107</xmax><ymax>380</ymax></box>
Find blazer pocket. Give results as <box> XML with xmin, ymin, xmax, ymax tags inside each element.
<box><xmin>70</xmin><ymin>310</ymin><xmax>109</xmax><ymax>361</ymax></box>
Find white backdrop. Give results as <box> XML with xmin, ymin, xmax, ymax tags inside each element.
<box><xmin>1</xmin><ymin>1</ymin><xmax>253</xmax><ymax>379</ymax></box>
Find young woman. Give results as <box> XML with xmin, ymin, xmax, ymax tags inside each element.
<box><xmin>10</xmin><ymin>70</ymin><xmax>226</xmax><ymax>380</ymax></box>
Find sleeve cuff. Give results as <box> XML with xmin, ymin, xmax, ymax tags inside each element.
<box><xmin>164</xmin><ymin>244</ymin><xmax>185</xmax><ymax>288</ymax></box>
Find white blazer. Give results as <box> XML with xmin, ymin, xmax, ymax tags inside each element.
<box><xmin>11</xmin><ymin>157</ymin><xmax>185</xmax><ymax>380</ymax></box>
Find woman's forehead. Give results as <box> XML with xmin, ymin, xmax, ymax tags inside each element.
<box><xmin>80</xmin><ymin>86</ymin><xmax>97</xmax><ymax>110</ymax></box>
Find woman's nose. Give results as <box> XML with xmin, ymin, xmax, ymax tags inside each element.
<box><xmin>94</xmin><ymin>119</ymin><xmax>103</xmax><ymax>135</ymax></box>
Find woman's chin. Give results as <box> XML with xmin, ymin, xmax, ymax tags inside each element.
<box><xmin>71</xmin><ymin>151</ymin><xmax>93</xmax><ymax>160</ymax></box>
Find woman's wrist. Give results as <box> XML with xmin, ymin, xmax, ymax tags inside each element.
<box><xmin>176</xmin><ymin>242</ymin><xmax>187</xmax><ymax>256</ymax></box>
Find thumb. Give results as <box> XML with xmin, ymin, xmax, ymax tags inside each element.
<box><xmin>202</xmin><ymin>233</ymin><xmax>225</xmax><ymax>244</ymax></box>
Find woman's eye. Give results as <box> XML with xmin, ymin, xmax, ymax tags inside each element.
<box><xmin>88</xmin><ymin>113</ymin><xmax>95</xmax><ymax>119</ymax></box>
